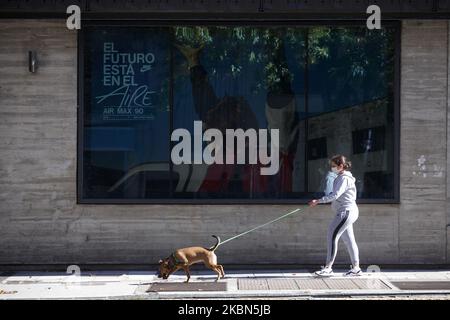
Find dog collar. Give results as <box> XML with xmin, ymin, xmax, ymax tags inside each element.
<box><xmin>169</xmin><ymin>252</ymin><xmax>182</xmax><ymax>266</ymax></box>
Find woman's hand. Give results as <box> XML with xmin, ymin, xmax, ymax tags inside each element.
<box><xmin>308</xmin><ymin>199</ymin><xmax>319</xmax><ymax>207</ymax></box>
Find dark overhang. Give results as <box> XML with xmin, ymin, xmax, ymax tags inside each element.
<box><xmin>1</xmin><ymin>0</ymin><xmax>450</xmax><ymax>20</ymax></box>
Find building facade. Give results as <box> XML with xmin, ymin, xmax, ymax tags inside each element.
<box><xmin>0</xmin><ymin>1</ymin><xmax>449</xmax><ymax>266</ymax></box>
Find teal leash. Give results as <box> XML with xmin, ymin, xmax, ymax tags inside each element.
<box><xmin>217</xmin><ymin>207</ymin><xmax>308</xmax><ymax>248</ymax></box>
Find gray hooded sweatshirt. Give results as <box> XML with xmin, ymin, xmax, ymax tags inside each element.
<box><xmin>318</xmin><ymin>170</ymin><xmax>357</xmax><ymax>211</ymax></box>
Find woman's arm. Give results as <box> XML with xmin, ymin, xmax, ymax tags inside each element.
<box><xmin>318</xmin><ymin>176</ymin><xmax>348</xmax><ymax>204</ymax></box>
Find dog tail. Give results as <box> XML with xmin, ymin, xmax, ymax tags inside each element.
<box><xmin>208</xmin><ymin>235</ymin><xmax>221</xmax><ymax>251</ymax></box>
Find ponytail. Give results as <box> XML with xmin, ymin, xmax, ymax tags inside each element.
<box><xmin>331</xmin><ymin>155</ymin><xmax>351</xmax><ymax>171</ymax></box>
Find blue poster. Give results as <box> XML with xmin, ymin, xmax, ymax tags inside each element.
<box><xmin>84</xmin><ymin>27</ymin><xmax>171</xmax><ymax>168</ymax></box>
<box><xmin>88</xmin><ymin>28</ymin><xmax>170</xmax><ymax>122</ymax></box>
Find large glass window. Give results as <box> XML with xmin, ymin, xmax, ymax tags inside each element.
<box><xmin>79</xmin><ymin>23</ymin><xmax>399</xmax><ymax>203</ymax></box>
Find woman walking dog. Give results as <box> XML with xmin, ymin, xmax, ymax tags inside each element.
<box><xmin>308</xmin><ymin>155</ymin><xmax>361</xmax><ymax>277</ymax></box>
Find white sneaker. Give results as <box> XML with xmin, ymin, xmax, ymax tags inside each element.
<box><xmin>344</xmin><ymin>266</ymin><xmax>362</xmax><ymax>276</ymax></box>
<box><xmin>314</xmin><ymin>267</ymin><xmax>333</xmax><ymax>277</ymax></box>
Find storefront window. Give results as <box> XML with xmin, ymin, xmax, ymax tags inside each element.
<box><xmin>80</xmin><ymin>23</ymin><xmax>398</xmax><ymax>202</ymax></box>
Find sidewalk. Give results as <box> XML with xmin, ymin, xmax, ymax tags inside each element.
<box><xmin>1</xmin><ymin>268</ymin><xmax>450</xmax><ymax>299</ymax></box>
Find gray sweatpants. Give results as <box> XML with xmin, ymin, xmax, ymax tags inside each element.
<box><xmin>326</xmin><ymin>206</ymin><xmax>359</xmax><ymax>267</ymax></box>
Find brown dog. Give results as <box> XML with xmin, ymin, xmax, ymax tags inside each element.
<box><xmin>157</xmin><ymin>235</ymin><xmax>224</xmax><ymax>283</ymax></box>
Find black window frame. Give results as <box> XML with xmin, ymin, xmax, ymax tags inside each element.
<box><xmin>77</xmin><ymin>19</ymin><xmax>401</xmax><ymax>205</ymax></box>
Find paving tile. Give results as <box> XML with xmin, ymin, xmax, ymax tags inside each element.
<box><xmin>294</xmin><ymin>279</ymin><xmax>329</xmax><ymax>290</ymax></box>
<box><xmin>350</xmin><ymin>278</ymin><xmax>392</xmax><ymax>290</ymax></box>
<box><xmin>391</xmin><ymin>281</ymin><xmax>450</xmax><ymax>290</ymax></box>
<box><xmin>323</xmin><ymin>278</ymin><xmax>360</xmax><ymax>290</ymax></box>
<box><xmin>266</xmin><ymin>279</ymin><xmax>299</xmax><ymax>290</ymax></box>
<box><xmin>147</xmin><ymin>282</ymin><xmax>227</xmax><ymax>292</ymax></box>
<box><xmin>238</xmin><ymin>279</ymin><xmax>269</xmax><ymax>290</ymax></box>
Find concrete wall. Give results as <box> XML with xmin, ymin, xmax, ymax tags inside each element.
<box><xmin>400</xmin><ymin>21</ymin><xmax>448</xmax><ymax>264</ymax></box>
<box><xmin>448</xmin><ymin>22</ymin><xmax>450</xmax><ymax>264</ymax></box>
<box><xmin>0</xmin><ymin>19</ymin><xmax>448</xmax><ymax>266</ymax></box>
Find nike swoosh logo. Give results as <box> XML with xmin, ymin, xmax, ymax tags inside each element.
<box><xmin>140</xmin><ymin>65</ymin><xmax>152</xmax><ymax>72</ymax></box>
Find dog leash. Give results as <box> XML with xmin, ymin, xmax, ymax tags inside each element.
<box><xmin>217</xmin><ymin>206</ymin><xmax>308</xmax><ymax>248</ymax></box>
